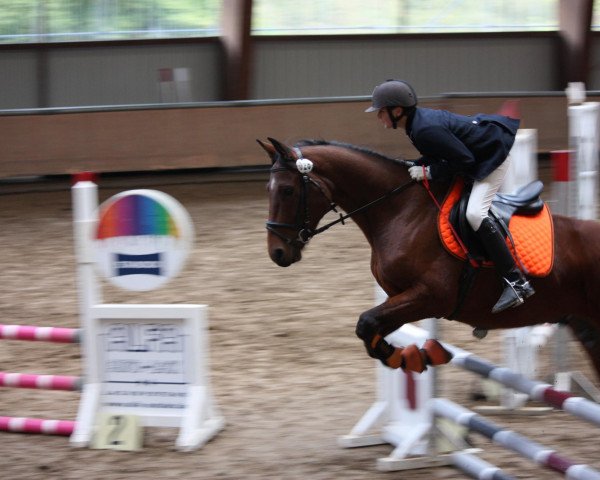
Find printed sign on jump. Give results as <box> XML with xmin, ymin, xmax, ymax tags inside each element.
<box><xmin>94</xmin><ymin>190</ymin><xmax>194</xmax><ymax>291</ymax></box>
<box><xmin>101</xmin><ymin>319</ymin><xmax>189</xmax><ymax>412</ymax></box>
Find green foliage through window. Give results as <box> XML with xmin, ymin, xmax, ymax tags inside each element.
<box><xmin>0</xmin><ymin>0</ymin><xmax>221</xmax><ymax>43</ymax></box>
<box><xmin>252</xmin><ymin>0</ymin><xmax>559</xmax><ymax>35</ymax></box>
<box><xmin>0</xmin><ymin>0</ymin><xmax>561</xmax><ymax>44</ymax></box>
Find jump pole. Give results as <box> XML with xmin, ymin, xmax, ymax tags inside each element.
<box><xmin>0</xmin><ymin>325</ymin><xmax>83</xmax><ymax>435</ymax></box>
<box><xmin>446</xmin><ymin>342</ymin><xmax>600</xmax><ymax>427</ymax></box>
<box><xmin>0</xmin><ymin>417</ymin><xmax>76</xmax><ymax>436</ymax></box>
<box><xmin>0</xmin><ymin>372</ymin><xmax>82</xmax><ymax>391</ymax></box>
<box><xmin>434</xmin><ymin>398</ymin><xmax>600</xmax><ymax>480</ymax></box>
<box><xmin>0</xmin><ymin>178</ymin><xmax>99</xmax><ymax>440</ymax></box>
<box><xmin>344</xmin><ymin>318</ymin><xmax>600</xmax><ymax>474</ymax></box>
<box><xmin>0</xmin><ymin>324</ymin><xmax>81</xmax><ymax>343</ymax></box>
<box><xmin>451</xmin><ymin>451</ymin><xmax>516</xmax><ymax>480</ymax></box>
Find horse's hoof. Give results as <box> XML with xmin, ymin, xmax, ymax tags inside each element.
<box><xmin>422</xmin><ymin>339</ymin><xmax>453</xmax><ymax>366</ymax></box>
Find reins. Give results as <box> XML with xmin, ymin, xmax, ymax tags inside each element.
<box><xmin>311</xmin><ymin>178</ymin><xmax>417</xmax><ymax>236</ymax></box>
<box><xmin>266</xmin><ymin>151</ymin><xmax>417</xmax><ymax>244</ymax></box>
<box><xmin>267</xmin><ymin>151</ymin><xmax>473</xmax><ymax>269</ymax></box>
<box><xmin>266</xmin><ymin>163</ymin><xmax>417</xmax><ymax>245</ymax></box>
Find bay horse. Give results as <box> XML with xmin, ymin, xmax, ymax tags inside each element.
<box><xmin>259</xmin><ymin>137</ymin><xmax>600</xmax><ymax>379</ymax></box>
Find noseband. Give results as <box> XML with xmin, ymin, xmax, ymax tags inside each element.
<box><xmin>266</xmin><ymin>150</ymin><xmax>417</xmax><ymax>247</ymax></box>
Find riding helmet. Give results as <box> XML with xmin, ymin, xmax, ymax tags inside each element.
<box><xmin>365</xmin><ymin>80</ymin><xmax>418</xmax><ymax>112</ymax></box>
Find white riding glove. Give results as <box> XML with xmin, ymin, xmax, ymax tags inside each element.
<box><xmin>408</xmin><ymin>165</ymin><xmax>432</xmax><ymax>181</ymax></box>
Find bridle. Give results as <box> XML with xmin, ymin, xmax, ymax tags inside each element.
<box><xmin>266</xmin><ymin>162</ymin><xmax>339</xmax><ymax>247</ymax></box>
<box><xmin>266</xmin><ymin>148</ymin><xmax>417</xmax><ymax>247</ymax></box>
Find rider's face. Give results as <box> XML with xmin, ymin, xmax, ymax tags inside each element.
<box><xmin>376</xmin><ymin>107</ymin><xmax>402</xmax><ymax>129</ymax></box>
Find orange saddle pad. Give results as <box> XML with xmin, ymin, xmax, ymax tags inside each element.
<box><xmin>438</xmin><ymin>179</ymin><xmax>554</xmax><ymax>278</ymax></box>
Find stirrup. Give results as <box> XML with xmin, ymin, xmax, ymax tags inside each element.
<box><xmin>491</xmin><ymin>278</ymin><xmax>524</xmax><ymax>314</ymax></box>
<box><xmin>518</xmin><ymin>279</ymin><xmax>535</xmax><ymax>299</ymax></box>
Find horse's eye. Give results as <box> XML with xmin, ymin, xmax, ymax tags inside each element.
<box><xmin>282</xmin><ymin>186</ymin><xmax>294</xmax><ymax>197</ymax></box>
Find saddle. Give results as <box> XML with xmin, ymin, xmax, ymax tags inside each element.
<box><xmin>439</xmin><ymin>177</ymin><xmax>554</xmax><ymax>277</ymax></box>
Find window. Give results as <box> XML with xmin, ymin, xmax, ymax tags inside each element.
<box><xmin>0</xmin><ymin>0</ymin><xmax>561</xmax><ymax>44</ymax></box>
<box><xmin>252</xmin><ymin>0</ymin><xmax>559</xmax><ymax>35</ymax></box>
<box><xmin>0</xmin><ymin>0</ymin><xmax>221</xmax><ymax>44</ymax></box>
<box><xmin>591</xmin><ymin>0</ymin><xmax>600</xmax><ymax>31</ymax></box>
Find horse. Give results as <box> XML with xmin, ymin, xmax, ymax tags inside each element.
<box><xmin>259</xmin><ymin>137</ymin><xmax>600</xmax><ymax>379</ymax></box>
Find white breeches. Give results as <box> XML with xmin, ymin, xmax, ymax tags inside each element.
<box><xmin>466</xmin><ymin>157</ymin><xmax>512</xmax><ymax>231</ymax></box>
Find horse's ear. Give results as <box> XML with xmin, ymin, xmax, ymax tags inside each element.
<box><xmin>256</xmin><ymin>139</ymin><xmax>277</xmax><ymax>164</ymax></box>
<box><xmin>267</xmin><ymin>137</ymin><xmax>294</xmax><ymax>161</ymax></box>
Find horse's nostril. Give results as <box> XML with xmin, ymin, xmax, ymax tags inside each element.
<box><xmin>271</xmin><ymin>247</ymin><xmax>293</xmax><ymax>267</ymax></box>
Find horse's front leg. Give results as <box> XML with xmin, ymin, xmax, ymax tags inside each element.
<box><xmin>355</xmin><ymin>290</ymin><xmax>453</xmax><ymax>372</ymax></box>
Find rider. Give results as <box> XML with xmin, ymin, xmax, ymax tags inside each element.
<box><xmin>365</xmin><ymin>79</ymin><xmax>534</xmax><ymax>314</ymax></box>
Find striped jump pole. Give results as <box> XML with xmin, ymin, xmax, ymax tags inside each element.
<box><xmin>0</xmin><ymin>324</ymin><xmax>80</xmax><ymax>343</ymax></box>
<box><xmin>0</xmin><ymin>324</ymin><xmax>82</xmax><ymax>437</ymax></box>
<box><xmin>451</xmin><ymin>451</ymin><xmax>516</xmax><ymax>480</ymax></box>
<box><xmin>445</xmin><ymin>343</ymin><xmax>600</xmax><ymax>427</ymax></box>
<box><xmin>435</xmin><ymin>398</ymin><xmax>600</xmax><ymax>480</ymax></box>
<box><xmin>0</xmin><ymin>372</ymin><xmax>82</xmax><ymax>391</ymax></box>
<box><xmin>0</xmin><ymin>417</ymin><xmax>76</xmax><ymax>436</ymax></box>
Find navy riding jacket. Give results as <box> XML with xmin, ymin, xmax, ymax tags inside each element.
<box><xmin>405</xmin><ymin>107</ymin><xmax>520</xmax><ymax>181</ymax></box>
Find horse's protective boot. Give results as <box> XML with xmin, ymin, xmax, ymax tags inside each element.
<box><xmin>476</xmin><ymin>218</ymin><xmax>535</xmax><ymax>314</ymax></box>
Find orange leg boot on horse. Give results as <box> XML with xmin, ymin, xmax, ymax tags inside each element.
<box><xmin>356</xmin><ymin>314</ymin><xmax>453</xmax><ymax>372</ymax></box>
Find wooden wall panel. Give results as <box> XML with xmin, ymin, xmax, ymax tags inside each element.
<box><xmin>0</xmin><ymin>95</ymin><xmax>574</xmax><ymax>179</ymax></box>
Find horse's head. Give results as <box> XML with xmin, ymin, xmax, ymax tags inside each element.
<box><xmin>258</xmin><ymin>137</ymin><xmax>335</xmax><ymax>267</ymax></box>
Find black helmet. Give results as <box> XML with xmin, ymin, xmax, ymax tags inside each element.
<box><xmin>365</xmin><ymin>80</ymin><xmax>418</xmax><ymax>112</ymax></box>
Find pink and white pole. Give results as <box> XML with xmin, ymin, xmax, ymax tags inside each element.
<box><xmin>0</xmin><ymin>372</ymin><xmax>82</xmax><ymax>391</ymax></box>
<box><xmin>0</xmin><ymin>173</ymin><xmax>98</xmax><ymax>440</ymax></box>
<box><xmin>0</xmin><ymin>417</ymin><xmax>75</xmax><ymax>436</ymax></box>
<box><xmin>0</xmin><ymin>324</ymin><xmax>80</xmax><ymax>343</ymax></box>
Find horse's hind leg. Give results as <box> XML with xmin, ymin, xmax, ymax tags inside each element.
<box><xmin>564</xmin><ymin>315</ymin><xmax>600</xmax><ymax>382</ymax></box>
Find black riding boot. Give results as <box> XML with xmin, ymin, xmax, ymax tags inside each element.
<box><xmin>476</xmin><ymin>218</ymin><xmax>535</xmax><ymax>314</ymax></box>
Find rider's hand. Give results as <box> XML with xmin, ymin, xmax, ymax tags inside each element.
<box><xmin>408</xmin><ymin>165</ymin><xmax>431</xmax><ymax>181</ymax></box>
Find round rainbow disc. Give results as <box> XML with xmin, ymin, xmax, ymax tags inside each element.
<box><xmin>94</xmin><ymin>190</ymin><xmax>194</xmax><ymax>291</ymax></box>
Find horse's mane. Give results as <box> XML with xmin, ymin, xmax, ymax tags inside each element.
<box><xmin>295</xmin><ymin>139</ymin><xmax>407</xmax><ymax>168</ymax></box>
